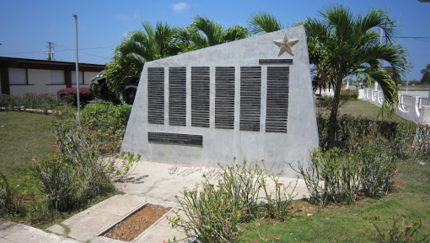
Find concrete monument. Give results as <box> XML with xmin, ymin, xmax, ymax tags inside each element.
<box><xmin>122</xmin><ymin>25</ymin><xmax>319</xmax><ymax>176</ymax></box>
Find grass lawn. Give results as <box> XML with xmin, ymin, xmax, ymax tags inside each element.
<box><xmin>241</xmin><ymin>99</ymin><xmax>430</xmax><ymax>242</ymax></box>
<box><xmin>0</xmin><ymin>112</ymin><xmax>57</xmax><ymax>193</ymax></box>
<box><xmin>0</xmin><ymin>111</ymin><xmax>117</xmax><ymax>228</ymax></box>
<box><xmin>317</xmin><ymin>99</ymin><xmax>405</xmax><ymax>123</ymax></box>
<box><xmin>241</xmin><ymin>157</ymin><xmax>430</xmax><ymax>242</ymax></box>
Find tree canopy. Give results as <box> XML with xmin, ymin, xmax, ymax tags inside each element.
<box><xmin>304</xmin><ymin>5</ymin><xmax>407</xmax><ymax>147</ymax></box>
<box><xmin>421</xmin><ymin>64</ymin><xmax>430</xmax><ymax>85</ymax></box>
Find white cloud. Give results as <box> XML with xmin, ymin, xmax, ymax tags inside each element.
<box><xmin>116</xmin><ymin>11</ymin><xmax>140</xmax><ymax>21</ymax></box>
<box><xmin>171</xmin><ymin>2</ymin><xmax>190</xmax><ymax>13</ymax></box>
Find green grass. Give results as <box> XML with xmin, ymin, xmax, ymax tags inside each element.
<box><xmin>241</xmin><ymin>157</ymin><xmax>430</xmax><ymax>242</ymax></box>
<box><xmin>317</xmin><ymin>99</ymin><xmax>405</xmax><ymax>123</ymax></box>
<box><xmin>241</xmin><ymin>99</ymin><xmax>430</xmax><ymax>242</ymax></box>
<box><xmin>0</xmin><ymin>112</ymin><xmax>57</xmax><ymax>193</ymax></box>
<box><xmin>0</xmin><ymin>110</ymin><xmax>118</xmax><ymax>228</ymax></box>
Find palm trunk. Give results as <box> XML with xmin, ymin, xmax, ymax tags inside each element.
<box><xmin>327</xmin><ymin>75</ymin><xmax>343</xmax><ymax>149</ymax></box>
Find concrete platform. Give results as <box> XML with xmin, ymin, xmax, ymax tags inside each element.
<box><xmin>1</xmin><ymin>160</ymin><xmax>309</xmax><ymax>243</ymax></box>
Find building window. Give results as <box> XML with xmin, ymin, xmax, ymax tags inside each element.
<box><xmin>71</xmin><ymin>71</ymin><xmax>83</xmax><ymax>85</ymax></box>
<box><xmin>9</xmin><ymin>68</ymin><xmax>27</xmax><ymax>85</ymax></box>
<box><xmin>51</xmin><ymin>70</ymin><xmax>65</xmax><ymax>84</ymax></box>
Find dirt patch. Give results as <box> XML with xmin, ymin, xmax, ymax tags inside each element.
<box><xmin>288</xmin><ymin>200</ymin><xmax>318</xmax><ymax>216</ymax></box>
<box><xmin>102</xmin><ymin>204</ymin><xmax>171</xmax><ymax>242</ymax></box>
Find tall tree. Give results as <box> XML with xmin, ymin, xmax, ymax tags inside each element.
<box><xmin>420</xmin><ymin>64</ymin><xmax>430</xmax><ymax>84</ymax></box>
<box><xmin>304</xmin><ymin>5</ymin><xmax>407</xmax><ymax>148</ymax></box>
<box><xmin>180</xmin><ymin>16</ymin><xmax>249</xmax><ymax>50</ymax></box>
<box><xmin>105</xmin><ymin>22</ymin><xmax>183</xmax><ymax>97</ymax></box>
<box><xmin>248</xmin><ymin>12</ymin><xmax>283</xmax><ymax>35</ymax></box>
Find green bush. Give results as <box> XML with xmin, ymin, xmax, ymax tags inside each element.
<box><xmin>23</xmin><ymin>93</ymin><xmax>58</xmax><ymax>113</ymax></box>
<box><xmin>31</xmin><ymin>110</ymin><xmax>140</xmax><ymax>213</ymax></box>
<box><xmin>371</xmin><ymin>216</ymin><xmax>430</xmax><ymax>242</ymax></box>
<box><xmin>82</xmin><ymin>102</ymin><xmax>131</xmax><ymax>131</ymax></box>
<box><xmin>169</xmin><ymin>160</ymin><xmax>296</xmax><ymax>242</ymax></box>
<box><xmin>80</xmin><ymin>102</ymin><xmax>131</xmax><ymax>154</ymax></box>
<box><xmin>57</xmin><ymin>87</ymin><xmax>93</xmax><ymax>106</ymax></box>
<box><xmin>0</xmin><ymin>171</ymin><xmax>22</xmax><ymax>215</ymax></box>
<box><xmin>294</xmin><ymin>138</ymin><xmax>397</xmax><ymax>206</ymax></box>
<box><xmin>0</xmin><ymin>93</ymin><xmax>58</xmax><ymax>113</ymax></box>
<box><xmin>340</xmin><ymin>89</ymin><xmax>359</xmax><ymax>100</ymax></box>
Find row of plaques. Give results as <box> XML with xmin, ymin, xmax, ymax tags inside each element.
<box><xmin>147</xmin><ymin>66</ymin><xmax>289</xmax><ymax>133</ymax></box>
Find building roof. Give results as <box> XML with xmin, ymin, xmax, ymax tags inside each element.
<box><xmin>0</xmin><ymin>56</ymin><xmax>105</xmax><ymax>69</ymax></box>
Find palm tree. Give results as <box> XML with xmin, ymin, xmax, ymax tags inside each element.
<box><xmin>181</xmin><ymin>16</ymin><xmax>249</xmax><ymax>49</ymax></box>
<box><xmin>304</xmin><ymin>5</ymin><xmax>407</xmax><ymax>148</ymax></box>
<box><xmin>248</xmin><ymin>12</ymin><xmax>283</xmax><ymax>35</ymax></box>
<box><xmin>105</xmin><ymin>22</ymin><xmax>184</xmax><ymax>98</ymax></box>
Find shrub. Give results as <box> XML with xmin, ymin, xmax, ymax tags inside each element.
<box><xmin>57</xmin><ymin>87</ymin><xmax>93</xmax><ymax>106</ymax></box>
<box><xmin>23</xmin><ymin>93</ymin><xmax>58</xmax><ymax>113</ymax></box>
<box><xmin>81</xmin><ymin>102</ymin><xmax>131</xmax><ymax>132</ymax></box>
<box><xmin>339</xmin><ymin>89</ymin><xmax>359</xmax><ymax>100</ymax></box>
<box><xmin>169</xmin><ymin>160</ymin><xmax>296</xmax><ymax>242</ymax></box>
<box><xmin>32</xmin><ymin>112</ymin><xmax>140</xmax><ymax>213</ymax></box>
<box><xmin>294</xmin><ymin>140</ymin><xmax>397</xmax><ymax>206</ymax></box>
<box><xmin>371</xmin><ymin>216</ymin><xmax>430</xmax><ymax>242</ymax></box>
<box><xmin>79</xmin><ymin>103</ymin><xmax>131</xmax><ymax>154</ymax></box>
<box><xmin>0</xmin><ymin>171</ymin><xmax>22</xmax><ymax>215</ymax></box>
<box><xmin>31</xmin><ymin>154</ymin><xmax>81</xmax><ymax>212</ymax></box>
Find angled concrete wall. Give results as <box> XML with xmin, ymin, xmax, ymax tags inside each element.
<box><xmin>122</xmin><ymin>26</ymin><xmax>319</xmax><ymax>176</ymax></box>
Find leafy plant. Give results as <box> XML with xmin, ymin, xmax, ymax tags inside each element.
<box><xmin>57</xmin><ymin>87</ymin><xmax>93</xmax><ymax>106</ymax></box>
<box><xmin>339</xmin><ymin>89</ymin><xmax>359</xmax><ymax>100</ymax></box>
<box><xmin>169</xmin><ymin>160</ymin><xmax>296</xmax><ymax>242</ymax></box>
<box><xmin>371</xmin><ymin>216</ymin><xmax>430</xmax><ymax>242</ymax></box>
<box><xmin>0</xmin><ymin>171</ymin><xmax>22</xmax><ymax>215</ymax></box>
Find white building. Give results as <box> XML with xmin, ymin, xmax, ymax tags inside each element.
<box><xmin>0</xmin><ymin>56</ymin><xmax>104</xmax><ymax>96</ymax></box>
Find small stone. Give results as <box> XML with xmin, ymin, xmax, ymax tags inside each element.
<box><xmin>307</xmin><ymin>214</ymin><xmax>313</xmax><ymax>217</ymax></box>
<box><xmin>326</xmin><ymin>217</ymin><xmax>330</xmax><ymax>220</ymax></box>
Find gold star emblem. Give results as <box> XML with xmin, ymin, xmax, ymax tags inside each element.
<box><xmin>274</xmin><ymin>32</ymin><xmax>298</xmax><ymax>55</ymax></box>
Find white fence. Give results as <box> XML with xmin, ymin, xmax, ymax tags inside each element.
<box><xmin>360</xmin><ymin>88</ymin><xmax>430</xmax><ymax>124</ymax></box>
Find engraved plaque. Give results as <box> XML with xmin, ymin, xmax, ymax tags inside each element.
<box><xmin>240</xmin><ymin>67</ymin><xmax>261</xmax><ymax>131</ymax></box>
<box><xmin>191</xmin><ymin>67</ymin><xmax>210</xmax><ymax>128</ymax></box>
<box><xmin>266</xmin><ymin>66</ymin><xmax>289</xmax><ymax>133</ymax></box>
<box><xmin>148</xmin><ymin>67</ymin><xmax>164</xmax><ymax>125</ymax></box>
<box><xmin>148</xmin><ymin>132</ymin><xmax>203</xmax><ymax>146</ymax></box>
<box><xmin>259</xmin><ymin>59</ymin><xmax>293</xmax><ymax>64</ymax></box>
<box><xmin>215</xmin><ymin>67</ymin><xmax>235</xmax><ymax>129</ymax></box>
<box><xmin>169</xmin><ymin>67</ymin><xmax>186</xmax><ymax>126</ymax></box>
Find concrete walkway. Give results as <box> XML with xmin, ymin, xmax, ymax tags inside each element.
<box><xmin>0</xmin><ymin>161</ymin><xmax>309</xmax><ymax>243</ymax></box>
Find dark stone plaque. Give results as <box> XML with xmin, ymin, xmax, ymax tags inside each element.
<box><xmin>259</xmin><ymin>59</ymin><xmax>293</xmax><ymax>64</ymax></box>
<box><xmin>169</xmin><ymin>67</ymin><xmax>186</xmax><ymax>126</ymax></box>
<box><xmin>240</xmin><ymin>67</ymin><xmax>261</xmax><ymax>132</ymax></box>
<box><xmin>148</xmin><ymin>67</ymin><xmax>164</xmax><ymax>125</ymax></box>
<box><xmin>215</xmin><ymin>67</ymin><xmax>235</xmax><ymax>129</ymax></box>
<box><xmin>266</xmin><ymin>66</ymin><xmax>289</xmax><ymax>133</ymax></box>
<box><xmin>191</xmin><ymin>67</ymin><xmax>210</xmax><ymax>128</ymax></box>
<box><xmin>148</xmin><ymin>132</ymin><xmax>203</xmax><ymax>146</ymax></box>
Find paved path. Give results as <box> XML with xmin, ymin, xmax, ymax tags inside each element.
<box><xmin>0</xmin><ymin>161</ymin><xmax>309</xmax><ymax>243</ymax></box>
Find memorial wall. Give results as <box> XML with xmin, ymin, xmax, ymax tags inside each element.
<box><xmin>121</xmin><ymin>25</ymin><xmax>319</xmax><ymax>176</ymax></box>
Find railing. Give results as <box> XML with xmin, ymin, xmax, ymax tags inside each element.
<box><xmin>419</xmin><ymin>97</ymin><xmax>429</xmax><ymax>113</ymax></box>
<box><xmin>378</xmin><ymin>91</ymin><xmax>384</xmax><ymax>104</ymax></box>
<box><xmin>361</xmin><ymin>88</ymin><xmax>425</xmax><ymax>123</ymax></box>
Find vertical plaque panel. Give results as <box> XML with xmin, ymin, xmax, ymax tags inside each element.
<box><xmin>169</xmin><ymin>67</ymin><xmax>186</xmax><ymax>126</ymax></box>
<box><xmin>215</xmin><ymin>67</ymin><xmax>235</xmax><ymax>129</ymax></box>
<box><xmin>148</xmin><ymin>67</ymin><xmax>165</xmax><ymax>125</ymax></box>
<box><xmin>266</xmin><ymin>67</ymin><xmax>289</xmax><ymax>133</ymax></box>
<box><xmin>191</xmin><ymin>67</ymin><xmax>210</xmax><ymax>128</ymax></box>
<box><xmin>240</xmin><ymin>67</ymin><xmax>261</xmax><ymax>131</ymax></box>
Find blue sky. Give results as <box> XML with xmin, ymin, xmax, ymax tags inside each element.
<box><xmin>1</xmin><ymin>0</ymin><xmax>429</xmax><ymax>81</ymax></box>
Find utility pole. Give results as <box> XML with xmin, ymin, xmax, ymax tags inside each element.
<box><xmin>73</xmin><ymin>14</ymin><xmax>81</xmax><ymax>126</ymax></box>
<box><xmin>46</xmin><ymin>42</ymin><xmax>54</xmax><ymax>61</ymax></box>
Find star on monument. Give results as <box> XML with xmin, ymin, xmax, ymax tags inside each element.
<box><xmin>274</xmin><ymin>32</ymin><xmax>298</xmax><ymax>56</ymax></box>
